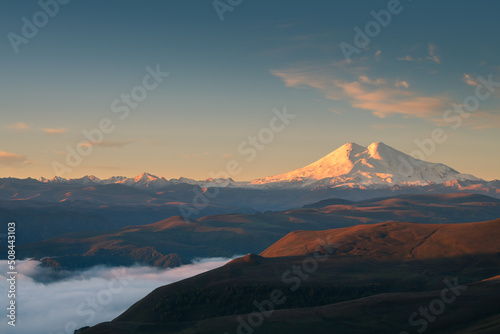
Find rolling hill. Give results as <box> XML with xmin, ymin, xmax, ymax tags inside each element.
<box><xmin>79</xmin><ymin>218</ymin><xmax>500</xmax><ymax>334</ymax></box>
<box><xmin>14</xmin><ymin>193</ymin><xmax>500</xmax><ymax>269</ymax></box>
<box><xmin>261</xmin><ymin>219</ymin><xmax>500</xmax><ymax>259</ymax></box>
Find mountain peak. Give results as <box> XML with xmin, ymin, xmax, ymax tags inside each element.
<box><xmin>77</xmin><ymin>175</ymin><xmax>101</xmax><ymax>181</ymax></box>
<box><xmin>342</xmin><ymin>142</ymin><xmax>365</xmax><ymax>150</ymax></box>
<box><xmin>368</xmin><ymin>141</ymin><xmax>384</xmax><ymax>148</ymax></box>
<box><xmin>134</xmin><ymin>172</ymin><xmax>158</xmax><ymax>182</ymax></box>
<box><xmin>337</xmin><ymin>142</ymin><xmax>366</xmax><ymax>156</ymax></box>
<box><xmin>252</xmin><ymin>141</ymin><xmax>480</xmax><ymax>187</ymax></box>
<box><xmin>367</xmin><ymin>142</ymin><xmax>391</xmax><ymax>160</ymax></box>
<box><xmin>49</xmin><ymin>176</ymin><xmax>67</xmax><ymax>183</ymax></box>
<box><xmin>322</xmin><ymin>142</ymin><xmax>366</xmax><ymax>161</ymax></box>
<box><xmin>128</xmin><ymin>172</ymin><xmax>171</xmax><ymax>188</ymax></box>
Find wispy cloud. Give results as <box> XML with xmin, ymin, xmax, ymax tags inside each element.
<box><xmin>463</xmin><ymin>73</ymin><xmax>480</xmax><ymax>86</ymax></box>
<box><xmin>396</xmin><ymin>44</ymin><xmax>442</xmax><ymax>64</ymax></box>
<box><xmin>276</xmin><ymin>22</ymin><xmax>296</xmax><ymax>29</ymax></box>
<box><xmin>273</xmin><ymin>62</ymin><xmax>498</xmax><ymax>130</ymax></box>
<box><xmin>397</xmin><ymin>55</ymin><xmax>414</xmax><ymax>62</ymax></box>
<box><xmin>0</xmin><ymin>151</ymin><xmax>29</xmax><ymax>166</ymax></box>
<box><xmin>141</xmin><ymin>139</ymin><xmax>164</xmax><ymax>145</ymax></box>
<box><xmin>371</xmin><ymin>123</ymin><xmax>407</xmax><ymax>130</ymax></box>
<box><xmin>271</xmin><ymin>64</ymin><xmax>449</xmax><ymax>120</ymax></box>
<box><xmin>359</xmin><ymin>75</ymin><xmax>386</xmax><ymax>85</ymax></box>
<box><xmin>8</xmin><ymin>122</ymin><xmax>30</xmax><ymax>131</ymax></box>
<box><xmin>427</xmin><ymin>43</ymin><xmax>441</xmax><ymax>64</ymax></box>
<box><xmin>42</xmin><ymin>128</ymin><xmax>68</xmax><ymax>135</ymax></box>
<box><xmin>462</xmin><ymin>111</ymin><xmax>500</xmax><ymax>129</ymax></box>
<box><xmin>84</xmin><ymin>165</ymin><xmax>129</xmax><ymax>171</ymax></box>
<box><xmin>395</xmin><ymin>80</ymin><xmax>410</xmax><ymax>89</ymax></box>
<box><xmin>183</xmin><ymin>152</ymin><xmax>210</xmax><ymax>160</ymax></box>
<box><xmin>78</xmin><ymin>140</ymin><xmax>133</xmax><ymax>148</ymax></box>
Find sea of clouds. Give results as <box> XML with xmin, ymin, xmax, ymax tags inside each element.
<box><xmin>0</xmin><ymin>257</ymin><xmax>236</xmax><ymax>334</ymax></box>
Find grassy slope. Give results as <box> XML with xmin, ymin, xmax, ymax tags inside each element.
<box><xmin>80</xmin><ymin>218</ymin><xmax>500</xmax><ymax>334</ymax></box>
<box><xmin>17</xmin><ymin>193</ymin><xmax>500</xmax><ymax>269</ymax></box>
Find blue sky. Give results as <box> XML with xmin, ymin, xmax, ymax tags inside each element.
<box><xmin>1</xmin><ymin>0</ymin><xmax>499</xmax><ymax>180</ymax></box>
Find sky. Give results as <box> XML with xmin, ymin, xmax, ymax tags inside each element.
<box><xmin>0</xmin><ymin>257</ymin><xmax>235</xmax><ymax>334</ymax></box>
<box><xmin>1</xmin><ymin>0</ymin><xmax>499</xmax><ymax>181</ymax></box>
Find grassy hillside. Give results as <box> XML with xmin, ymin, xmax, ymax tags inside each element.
<box><xmin>15</xmin><ymin>193</ymin><xmax>500</xmax><ymax>269</ymax></box>
<box><xmin>80</xmin><ymin>218</ymin><xmax>500</xmax><ymax>333</ymax></box>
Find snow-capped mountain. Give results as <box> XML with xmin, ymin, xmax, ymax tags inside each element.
<box><xmin>37</xmin><ymin>172</ymin><xmax>237</xmax><ymax>189</ymax></box>
<box><xmin>118</xmin><ymin>172</ymin><xmax>171</xmax><ymax>188</ymax></box>
<box><xmin>251</xmin><ymin>142</ymin><xmax>480</xmax><ymax>188</ymax></box>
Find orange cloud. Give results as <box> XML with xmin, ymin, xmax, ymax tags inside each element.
<box><xmin>395</xmin><ymin>80</ymin><xmax>409</xmax><ymax>89</ymax></box>
<box><xmin>183</xmin><ymin>152</ymin><xmax>210</xmax><ymax>160</ymax></box>
<box><xmin>371</xmin><ymin>123</ymin><xmax>407</xmax><ymax>130</ymax></box>
<box><xmin>78</xmin><ymin>140</ymin><xmax>133</xmax><ymax>148</ymax></box>
<box><xmin>462</xmin><ymin>111</ymin><xmax>500</xmax><ymax>129</ymax></box>
<box><xmin>328</xmin><ymin>108</ymin><xmax>342</xmax><ymax>115</ymax></box>
<box><xmin>0</xmin><ymin>151</ymin><xmax>29</xmax><ymax>166</ymax></box>
<box><xmin>359</xmin><ymin>76</ymin><xmax>386</xmax><ymax>85</ymax></box>
<box><xmin>397</xmin><ymin>55</ymin><xmax>414</xmax><ymax>61</ymax></box>
<box><xmin>463</xmin><ymin>74</ymin><xmax>479</xmax><ymax>87</ymax></box>
<box><xmin>271</xmin><ymin>66</ymin><xmax>449</xmax><ymax>120</ymax></box>
<box><xmin>43</xmin><ymin>128</ymin><xmax>68</xmax><ymax>135</ymax></box>
<box><xmin>396</xmin><ymin>44</ymin><xmax>442</xmax><ymax>64</ymax></box>
<box><xmin>8</xmin><ymin>122</ymin><xmax>30</xmax><ymax>130</ymax></box>
<box><xmin>354</xmin><ymin>95</ymin><xmax>449</xmax><ymax>118</ymax></box>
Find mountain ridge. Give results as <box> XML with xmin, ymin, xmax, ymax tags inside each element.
<box><xmin>14</xmin><ymin>192</ymin><xmax>500</xmax><ymax>269</ymax></box>
<box><xmin>31</xmin><ymin>142</ymin><xmax>488</xmax><ymax>190</ymax></box>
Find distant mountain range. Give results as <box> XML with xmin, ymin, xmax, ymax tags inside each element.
<box><xmin>37</xmin><ymin>172</ymin><xmax>232</xmax><ymax>188</ymax></box>
<box><xmin>33</xmin><ymin>142</ymin><xmax>495</xmax><ymax>190</ymax></box>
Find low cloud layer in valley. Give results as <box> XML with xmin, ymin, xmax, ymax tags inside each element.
<box><xmin>0</xmin><ymin>257</ymin><xmax>236</xmax><ymax>334</ymax></box>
